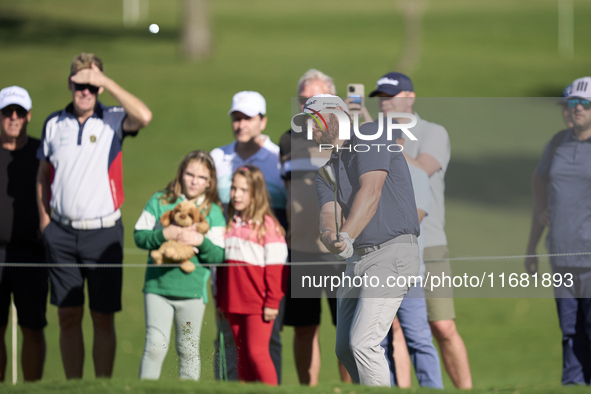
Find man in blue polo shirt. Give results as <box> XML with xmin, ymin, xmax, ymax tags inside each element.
<box><xmin>526</xmin><ymin>77</ymin><xmax>591</xmax><ymax>385</ymax></box>
<box><xmin>210</xmin><ymin>91</ymin><xmax>287</xmax><ymax>383</ymax></box>
<box><xmin>36</xmin><ymin>53</ymin><xmax>152</xmax><ymax>379</ymax></box>
<box><xmin>299</xmin><ymin>94</ymin><xmax>420</xmax><ymax>386</ymax></box>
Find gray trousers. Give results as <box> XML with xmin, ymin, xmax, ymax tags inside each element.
<box><xmin>139</xmin><ymin>293</ymin><xmax>206</xmax><ymax>380</ymax></box>
<box><xmin>335</xmin><ymin>240</ymin><xmax>419</xmax><ymax>386</ymax></box>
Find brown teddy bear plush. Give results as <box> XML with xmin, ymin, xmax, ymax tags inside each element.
<box><xmin>150</xmin><ymin>201</ymin><xmax>210</xmax><ymax>273</ymax></box>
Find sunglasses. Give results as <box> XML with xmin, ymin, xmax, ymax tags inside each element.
<box><xmin>1</xmin><ymin>106</ymin><xmax>28</xmax><ymax>118</ymax></box>
<box><xmin>73</xmin><ymin>83</ymin><xmax>100</xmax><ymax>94</ymax></box>
<box><xmin>567</xmin><ymin>98</ymin><xmax>591</xmax><ymax>110</ymax></box>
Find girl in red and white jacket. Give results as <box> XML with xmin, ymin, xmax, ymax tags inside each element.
<box><xmin>216</xmin><ymin>164</ymin><xmax>287</xmax><ymax>386</ymax></box>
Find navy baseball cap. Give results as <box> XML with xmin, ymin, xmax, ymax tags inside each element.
<box><xmin>369</xmin><ymin>72</ymin><xmax>414</xmax><ymax>97</ymax></box>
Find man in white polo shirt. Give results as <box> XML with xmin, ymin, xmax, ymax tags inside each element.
<box><xmin>36</xmin><ymin>53</ymin><xmax>152</xmax><ymax>379</ymax></box>
<box><xmin>369</xmin><ymin>72</ymin><xmax>472</xmax><ymax>389</ymax></box>
<box><xmin>211</xmin><ymin>91</ymin><xmax>287</xmax><ymax>383</ymax></box>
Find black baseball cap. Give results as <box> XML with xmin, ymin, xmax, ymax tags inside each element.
<box><xmin>369</xmin><ymin>72</ymin><xmax>414</xmax><ymax>97</ymax></box>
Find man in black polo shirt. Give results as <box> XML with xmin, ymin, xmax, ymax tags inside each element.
<box><xmin>296</xmin><ymin>94</ymin><xmax>420</xmax><ymax>386</ymax></box>
<box><xmin>0</xmin><ymin>86</ymin><xmax>47</xmax><ymax>382</ymax></box>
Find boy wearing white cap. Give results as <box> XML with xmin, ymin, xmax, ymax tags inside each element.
<box><xmin>0</xmin><ymin>86</ymin><xmax>48</xmax><ymax>382</ymax></box>
<box><xmin>210</xmin><ymin>91</ymin><xmax>287</xmax><ymax>383</ymax></box>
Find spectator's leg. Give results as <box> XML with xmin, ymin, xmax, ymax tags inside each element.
<box><xmin>244</xmin><ymin>314</ymin><xmax>277</xmax><ymax>385</ymax></box>
<box><xmin>338</xmin><ymin>360</ymin><xmax>352</xmax><ymax>383</ymax></box>
<box><xmin>555</xmin><ymin>296</ymin><xmax>586</xmax><ymax>385</ymax></box>
<box><xmin>20</xmin><ymin>327</ymin><xmax>45</xmax><ymax>381</ymax></box>
<box><xmin>44</xmin><ymin>222</ymin><xmax>84</xmax><ymax>379</ymax></box>
<box><xmin>430</xmin><ymin>319</ymin><xmax>472</xmax><ymax>389</ymax></box>
<box><xmin>335</xmin><ymin>264</ymin><xmax>360</xmax><ymax>383</ymax></box>
<box><xmin>269</xmin><ymin>298</ymin><xmax>284</xmax><ymax>383</ymax></box>
<box><xmin>392</xmin><ymin>318</ymin><xmax>411</xmax><ymax>388</ymax></box>
<box><xmin>173</xmin><ymin>298</ymin><xmax>206</xmax><ymax>380</ymax></box>
<box><xmin>10</xmin><ymin>252</ymin><xmax>48</xmax><ymax>382</ymax></box>
<box><xmin>214</xmin><ymin>315</ymin><xmax>238</xmax><ymax>380</ymax></box>
<box><xmin>294</xmin><ymin>325</ymin><xmax>321</xmax><ymax>385</ymax></box>
<box><xmin>581</xmin><ymin>296</ymin><xmax>591</xmax><ymax>384</ymax></box>
<box><xmin>0</xmin><ymin>325</ymin><xmax>6</xmax><ymax>382</ymax></box>
<box><xmin>0</xmin><ymin>253</ymin><xmax>6</xmax><ymax>382</ymax></box>
<box><xmin>424</xmin><ymin>246</ymin><xmax>470</xmax><ymax>389</ymax></box>
<box><xmin>379</xmin><ymin>325</ymin><xmax>396</xmax><ymax>386</ymax></box>
<box><xmin>285</xmin><ymin>268</ymin><xmax>324</xmax><ymax>386</ymax></box>
<box><xmin>327</xmin><ymin>296</ymin><xmax>352</xmax><ymax>383</ymax></box>
<box><xmin>398</xmin><ymin>286</ymin><xmax>443</xmax><ymax>389</ymax></box>
<box><xmin>58</xmin><ymin>306</ymin><xmax>84</xmax><ymax>379</ymax></box>
<box><xmin>80</xmin><ymin>222</ymin><xmax>123</xmax><ymax>379</ymax></box>
<box><xmin>90</xmin><ymin>310</ymin><xmax>116</xmax><ymax>378</ymax></box>
<box><xmin>227</xmin><ymin>313</ymin><xmax>256</xmax><ymax>382</ymax></box>
<box><xmin>139</xmin><ymin>293</ymin><xmax>174</xmax><ymax>379</ymax></box>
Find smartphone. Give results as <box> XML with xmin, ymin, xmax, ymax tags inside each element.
<box><xmin>347</xmin><ymin>84</ymin><xmax>365</xmax><ymax>108</ymax></box>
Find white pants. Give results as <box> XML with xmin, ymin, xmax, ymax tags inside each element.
<box><xmin>335</xmin><ymin>241</ymin><xmax>419</xmax><ymax>386</ymax></box>
<box><xmin>139</xmin><ymin>293</ymin><xmax>206</xmax><ymax>380</ymax></box>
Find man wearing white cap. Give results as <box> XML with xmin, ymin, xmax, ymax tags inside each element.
<box><xmin>0</xmin><ymin>86</ymin><xmax>47</xmax><ymax>381</ymax></box>
<box><xmin>526</xmin><ymin>77</ymin><xmax>591</xmax><ymax>385</ymax></box>
<box><xmin>294</xmin><ymin>94</ymin><xmax>421</xmax><ymax>386</ymax></box>
<box><xmin>211</xmin><ymin>91</ymin><xmax>287</xmax><ymax>383</ymax></box>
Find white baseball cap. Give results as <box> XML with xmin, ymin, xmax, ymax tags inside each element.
<box><xmin>291</xmin><ymin>94</ymin><xmax>350</xmax><ymax>128</ymax></box>
<box><xmin>302</xmin><ymin>94</ymin><xmax>349</xmax><ymax>115</ymax></box>
<box><xmin>228</xmin><ymin>91</ymin><xmax>266</xmax><ymax>117</ymax></box>
<box><xmin>0</xmin><ymin>86</ymin><xmax>32</xmax><ymax>111</ymax></box>
<box><xmin>562</xmin><ymin>77</ymin><xmax>591</xmax><ymax>101</ymax></box>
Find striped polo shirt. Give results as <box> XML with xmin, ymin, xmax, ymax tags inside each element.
<box><xmin>37</xmin><ymin>102</ymin><xmax>137</xmax><ymax>220</ymax></box>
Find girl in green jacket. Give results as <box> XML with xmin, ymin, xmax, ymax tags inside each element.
<box><xmin>135</xmin><ymin>150</ymin><xmax>225</xmax><ymax>380</ymax></box>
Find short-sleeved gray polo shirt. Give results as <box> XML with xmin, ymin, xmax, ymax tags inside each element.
<box><xmin>316</xmin><ymin>123</ymin><xmax>420</xmax><ymax>249</ymax></box>
<box><xmin>536</xmin><ymin>129</ymin><xmax>591</xmax><ymax>268</ymax></box>
<box><xmin>402</xmin><ymin>113</ymin><xmax>450</xmax><ymax>248</ymax></box>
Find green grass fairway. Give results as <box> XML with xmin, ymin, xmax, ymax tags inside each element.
<box><xmin>1</xmin><ymin>0</ymin><xmax>591</xmax><ymax>391</ymax></box>
<box><xmin>4</xmin><ymin>379</ymin><xmax>591</xmax><ymax>394</ymax></box>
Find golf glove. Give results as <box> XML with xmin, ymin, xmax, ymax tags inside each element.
<box><xmin>335</xmin><ymin>232</ymin><xmax>355</xmax><ymax>260</ymax></box>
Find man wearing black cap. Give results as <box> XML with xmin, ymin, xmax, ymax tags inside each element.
<box><xmin>369</xmin><ymin>72</ymin><xmax>472</xmax><ymax>389</ymax></box>
<box><xmin>0</xmin><ymin>86</ymin><xmax>47</xmax><ymax>381</ymax></box>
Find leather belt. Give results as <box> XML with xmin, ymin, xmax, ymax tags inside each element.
<box><xmin>354</xmin><ymin>234</ymin><xmax>417</xmax><ymax>257</ymax></box>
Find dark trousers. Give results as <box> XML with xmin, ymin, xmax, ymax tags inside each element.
<box><xmin>554</xmin><ymin>267</ymin><xmax>591</xmax><ymax>385</ymax></box>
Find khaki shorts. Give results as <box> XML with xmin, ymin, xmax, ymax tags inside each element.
<box><xmin>423</xmin><ymin>245</ymin><xmax>456</xmax><ymax>322</ymax></box>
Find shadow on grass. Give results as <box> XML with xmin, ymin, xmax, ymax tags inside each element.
<box><xmin>446</xmin><ymin>155</ymin><xmax>538</xmax><ymax>209</ymax></box>
<box><xmin>0</xmin><ymin>14</ymin><xmax>178</xmax><ymax>46</ymax></box>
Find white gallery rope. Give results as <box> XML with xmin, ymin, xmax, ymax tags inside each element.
<box><xmin>0</xmin><ymin>251</ymin><xmax>590</xmax><ymax>268</ymax></box>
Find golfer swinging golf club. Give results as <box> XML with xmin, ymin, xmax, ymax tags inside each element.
<box><xmin>292</xmin><ymin>94</ymin><xmax>420</xmax><ymax>386</ymax></box>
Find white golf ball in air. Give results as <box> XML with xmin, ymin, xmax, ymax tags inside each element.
<box><xmin>149</xmin><ymin>24</ymin><xmax>160</xmax><ymax>34</ymax></box>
